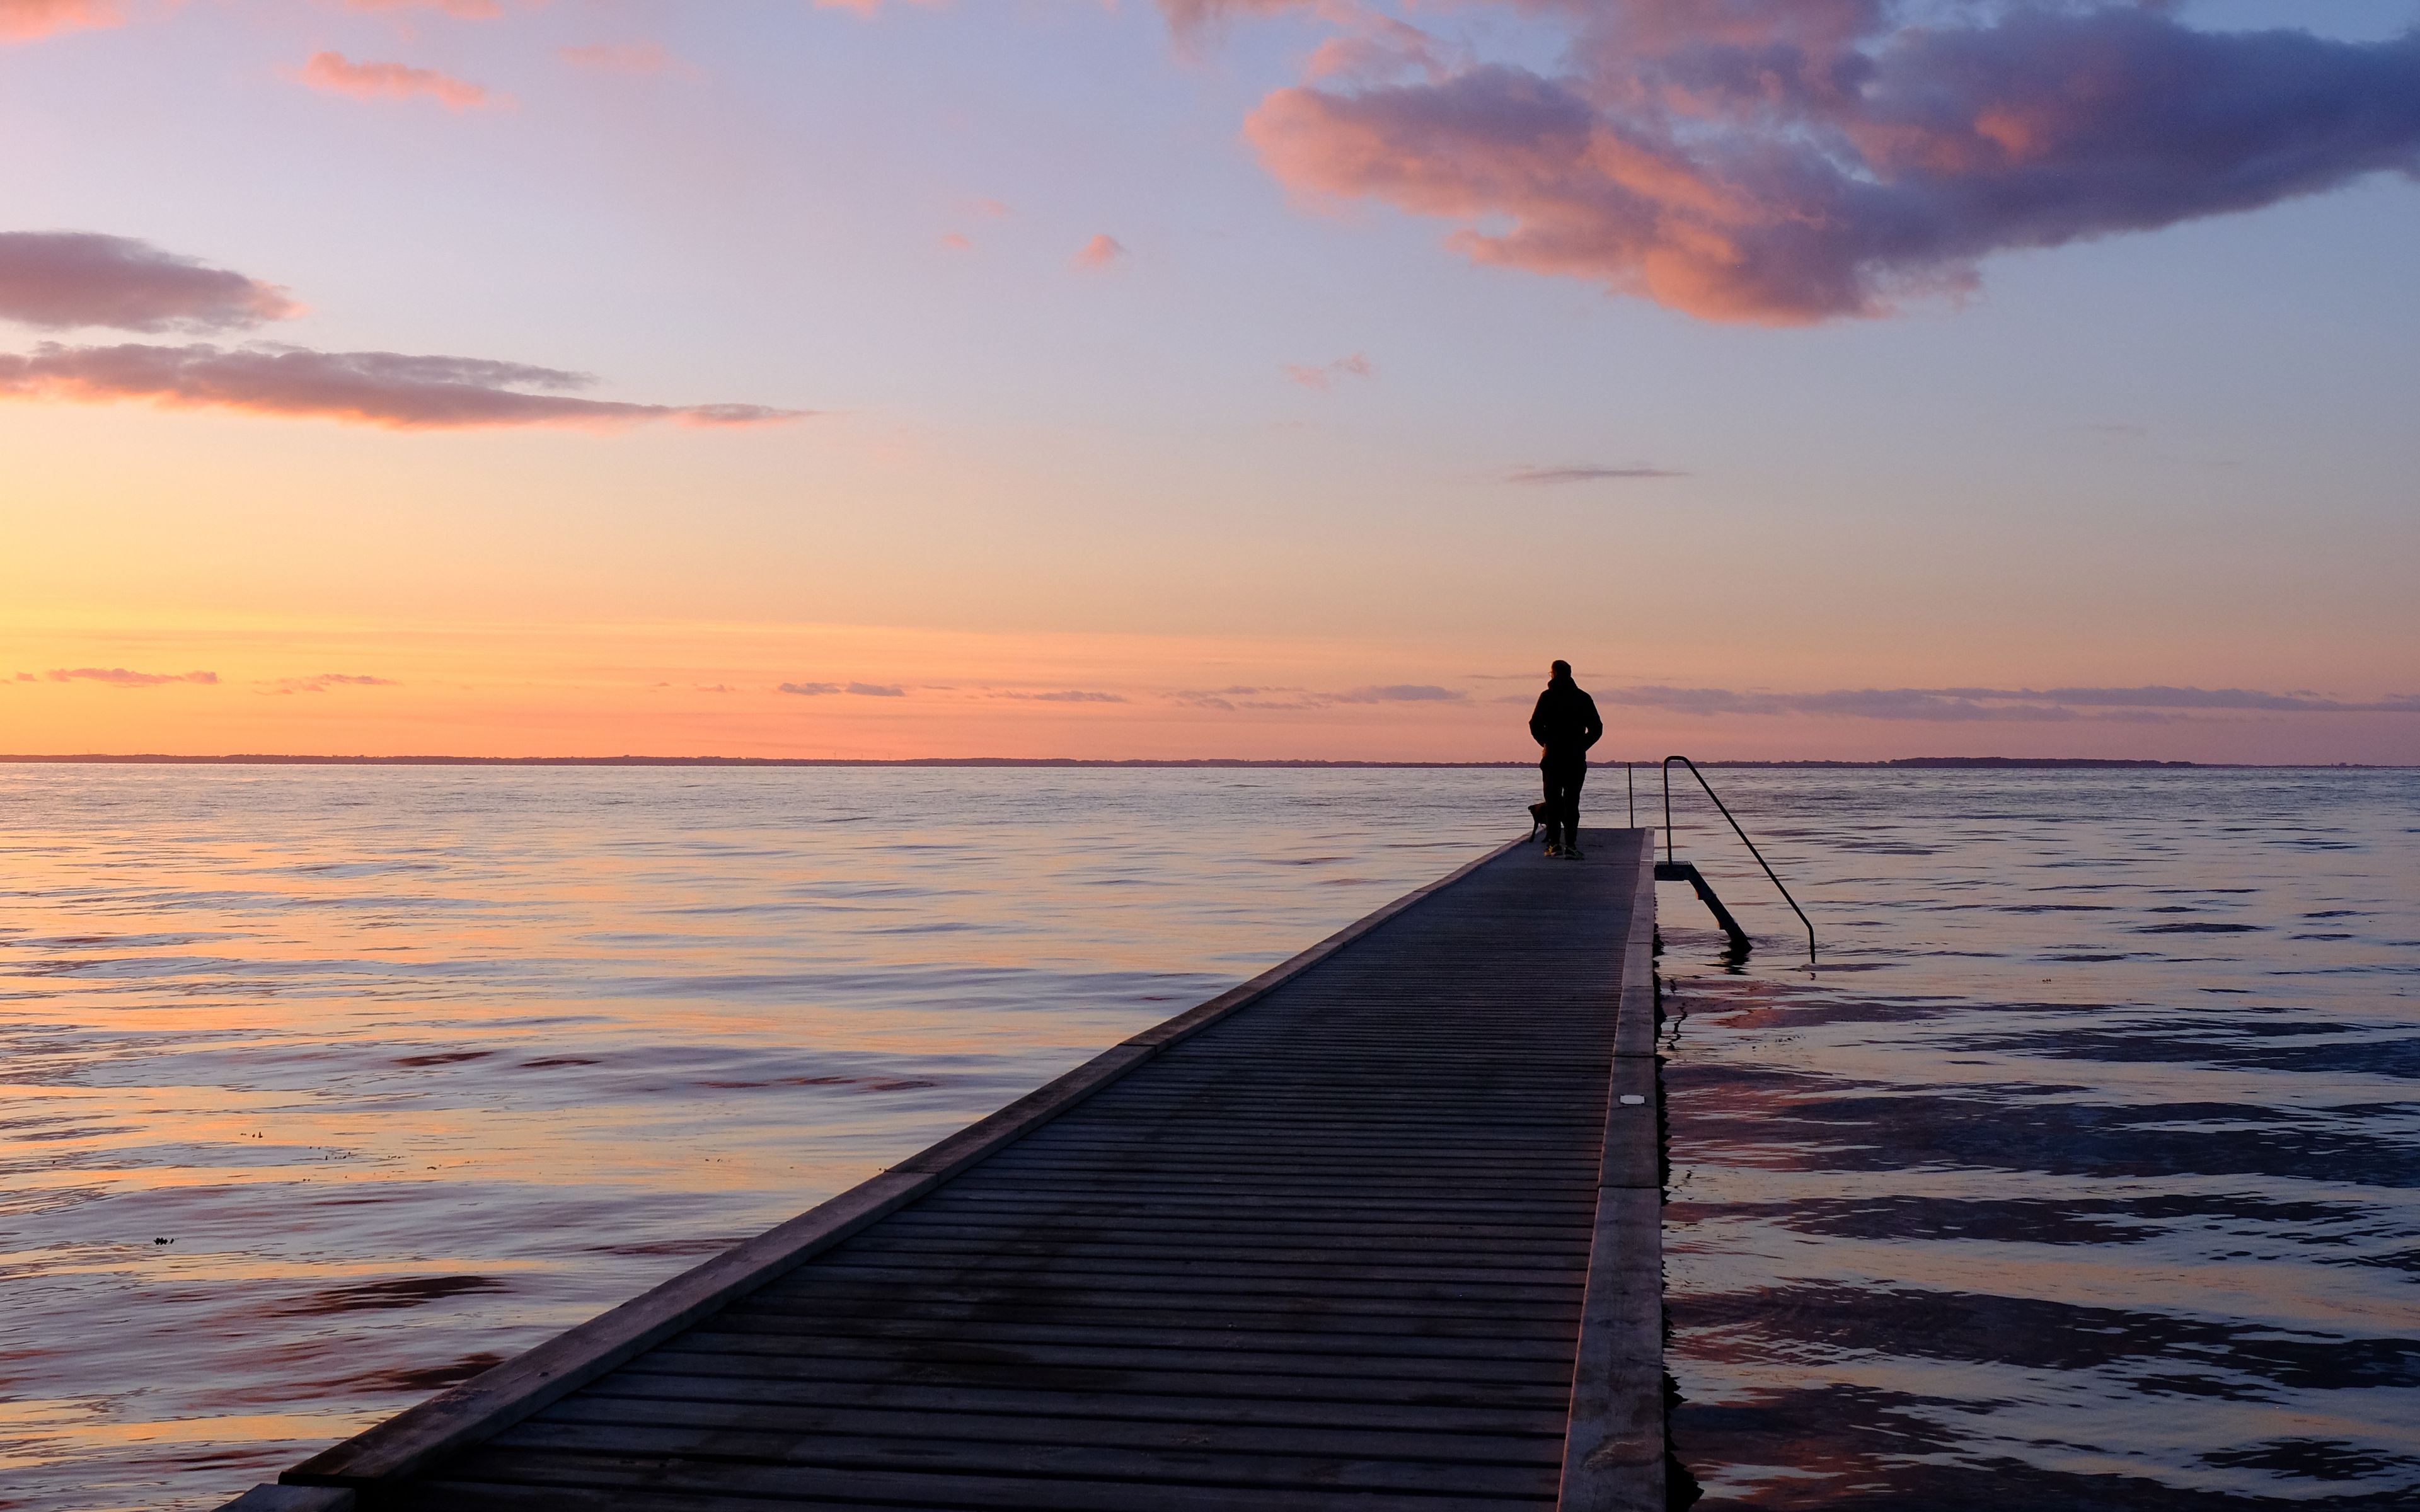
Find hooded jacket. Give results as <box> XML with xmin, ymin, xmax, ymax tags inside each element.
<box><xmin>1529</xmin><ymin>677</ymin><xmax>1603</xmax><ymax>764</ymax></box>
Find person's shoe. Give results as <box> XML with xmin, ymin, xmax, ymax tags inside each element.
<box><xmin>1543</xmin><ymin>841</ymin><xmax>1564</xmax><ymax>858</ymax></box>
<box><xmin>1563</xmin><ymin>842</ymin><xmax>1586</xmax><ymax>860</ymax></box>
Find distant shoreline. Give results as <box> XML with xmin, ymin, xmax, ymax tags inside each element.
<box><xmin>0</xmin><ymin>754</ymin><xmax>2401</xmax><ymax>770</ymax></box>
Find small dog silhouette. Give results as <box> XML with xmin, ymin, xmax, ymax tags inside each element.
<box><xmin>1528</xmin><ymin>801</ymin><xmax>1552</xmax><ymax>840</ymax></box>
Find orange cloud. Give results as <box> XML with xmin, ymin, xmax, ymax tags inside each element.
<box><xmin>0</xmin><ymin>0</ymin><xmax>118</xmax><ymax>42</ymax></box>
<box><xmin>297</xmin><ymin>51</ymin><xmax>492</xmax><ymax>109</ymax></box>
<box><xmin>940</xmin><ymin>232</ymin><xmax>973</xmax><ymax>251</ymax></box>
<box><xmin>0</xmin><ymin>343</ymin><xmax>807</xmax><ymax>430</ymax></box>
<box><xmin>0</xmin><ymin>232</ymin><xmax>299</xmax><ymax>333</ymax></box>
<box><xmin>263</xmin><ymin>673</ymin><xmax>399</xmax><ymax>695</ymax></box>
<box><xmin>1072</xmin><ymin>233</ymin><xmax>1127</xmax><ymax>270</ymax></box>
<box><xmin>47</xmin><ymin>667</ymin><xmax>217</xmax><ymax>687</ymax></box>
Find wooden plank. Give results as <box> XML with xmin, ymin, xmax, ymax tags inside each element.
<box><xmin>579</xmin><ymin>1374</ymin><xmax>1571</xmax><ymax>1435</ymax></box>
<box><xmin>485</xmin><ymin>1420</ymin><xmax>1559</xmax><ymax>1496</ymax></box>
<box><xmin>534</xmin><ymin>1394</ymin><xmax>1567</xmax><ymax>1462</ymax></box>
<box><xmin>695</xmin><ymin>1312</ymin><xmax>1584</xmax><ymax>1362</ymax></box>
<box><xmin>660</xmin><ymin>1330</ymin><xmax>1583</xmax><ymax>1385</ymax></box>
<box><xmin>731</xmin><ymin>1287</ymin><xmax>1587</xmax><ymax>1329</ymax></box>
<box><xmin>423</xmin><ymin>1446</ymin><xmax>1562</xmax><ymax>1512</ymax></box>
<box><xmin>620</xmin><ymin>1349</ymin><xmax>1581</xmax><ymax>1409</ymax></box>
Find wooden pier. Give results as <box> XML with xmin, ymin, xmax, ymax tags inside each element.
<box><xmin>226</xmin><ymin>827</ymin><xmax>1664</xmax><ymax>1512</ymax></box>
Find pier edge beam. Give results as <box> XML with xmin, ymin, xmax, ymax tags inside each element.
<box><xmin>1558</xmin><ymin>828</ymin><xmax>1667</xmax><ymax>1512</ymax></box>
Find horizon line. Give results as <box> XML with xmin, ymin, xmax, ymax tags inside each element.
<box><xmin>3</xmin><ymin>754</ymin><xmax>2406</xmax><ymax>770</ymax></box>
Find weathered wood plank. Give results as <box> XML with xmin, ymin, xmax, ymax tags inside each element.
<box><xmin>486</xmin><ymin>1420</ymin><xmax>1560</xmax><ymax>1496</ymax></box>
<box><xmin>534</xmin><ymin>1394</ymin><xmax>1567</xmax><ymax>1462</ymax></box>
<box><xmin>579</xmin><ymin>1374</ymin><xmax>1572</xmax><ymax>1435</ymax></box>
<box><xmin>424</xmin><ymin>1447</ymin><xmax>1562</xmax><ymax>1512</ymax></box>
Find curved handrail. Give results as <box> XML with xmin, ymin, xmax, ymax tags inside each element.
<box><xmin>1661</xmin><ymin>756</ymin><xmax>1817</xmax><ymax>960</ymax></box>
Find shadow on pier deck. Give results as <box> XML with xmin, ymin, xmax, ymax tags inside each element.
<box><xmin>226</xmin><ymin>827</ymin><xmax>1663</xmax><ymax>1512</ymax></box>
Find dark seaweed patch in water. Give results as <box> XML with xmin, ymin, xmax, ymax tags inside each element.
<box><xmin>1679</xmin><ymin>1283</ymin><xmax>2420</xmax><ymax>1389</ymax></box>
<box><xmin>2138</xmin><ymin>922</ymin><xmax>2261</xmax><ymax>934</ymax></box>
<box><xmin>1668</xmin><ymin>1067</ymin><xmax>2419</xmax><ymax>1186</ymax></box>
<box><xmin>285</xmin><ymin>1275</ymin><xmax>510</xmax><ymax>1314</ymax></box>
<box><xmin>2203</xmin><ymin>1441</ymin><xmax>2420</xmax><ymax>1483</ymax></box>
<box><xmin>1768</xmin><ymin>1195</ymin><xmax>2157</xmax><ymax>1246</ymax></box>
<box><xmin>1680</xmin><ymin>1380</ymin><xmax>2420</xmax><ymax>1506</ymax></box>
<box><xmin>344</xmin><ymin>1351</ymin><xmax>506</xmax><ymax>1393</ymax></box>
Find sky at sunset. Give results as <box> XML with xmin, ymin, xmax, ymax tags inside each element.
<box><xmin>3</xmin><ymin>0</ymin><xmax>2416</xmax><ymax>762</ymax></box>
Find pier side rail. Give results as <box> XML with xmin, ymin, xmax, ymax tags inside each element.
<box><xmin>241</xmin><ymin>833</ymin><xmax>1539</xmax><ymax>1504</ymax></box>
<box><xmin>1557</xmin><ymin>834</ymin><xmax>1664</xmax><ymax>1511</ymax></box>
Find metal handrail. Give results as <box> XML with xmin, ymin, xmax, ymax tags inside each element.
<box><xmin>1661</xmin><ymin>756</ymin><xmax>1816</xmax><ymax>959</ymax></box>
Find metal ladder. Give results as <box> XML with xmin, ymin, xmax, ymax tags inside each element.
<box><xmin>1628</xmin><ymin>756</ymin><xmax>1816</xmax><ymax>960</ymax></box>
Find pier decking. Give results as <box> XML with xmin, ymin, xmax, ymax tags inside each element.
<box><xmin>231</xmin><ymin>827</ymin><xmax>1662</xmax><ymax>1512</ymax></box>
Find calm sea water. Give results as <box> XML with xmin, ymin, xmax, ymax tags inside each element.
<box><xmin>1</xmin><ymin>765</ymin><xmax>2412</xmax><ymax>1511</ymax></box>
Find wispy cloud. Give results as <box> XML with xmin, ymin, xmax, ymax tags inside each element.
<box><xmin>347</xmin><ymin>0</ymin><xmax>503</xmax><ymax>15</ymax></box>
<box><xmin>940</xmin><ymin>232</ymin><xmax>974</xmax><ymax>251</ymax></box>
<box><xmin>778</xmin><ymin>680</ymin><xmax>907</xmax><ymax>697</ymax></box>
<box><xmin>1336</xmin><ymin>684</ymin><xmax>1464</xmax><ymax>703</ymax></box>
<box><xmin>1504</xmin><ymin>464</ymin><xmax>1685</xmax><ymax>485</ymax></box>
<box><xmin>0</xmin><ymin>232</ymin><xmax>299</xmax><ymax>333</ymax></box>
<box><xmin>297</xmin><ymin>52</ymin><xmax>493</xmax><ymax>109</ymax></box>
<box><xmin>0</xmin><ymin>0</ymin><xmax>118</xmax><ymax>43</ymax></box>
<box><xmin>1599</xmin><ymin>685</ymin><xmax>2420</xmax><ymax>723</ymax></box>
<box><xmin>1284</xmin><ymin>353</ymin><xmax>1374</xmax><ymax>389</ymax></box>
<box><xmin>558</xmin><ymin>42</ymin><xmax>680</xmax><ymax>76</ymax></box>
<box><xmin>1172</xmin><ymin>682</ymin><xmax>1466</xmax><ymax>711</ymax></box>
<box><xmin>0</xmin><ymin>343</ymin><xmax>805</xmax><ymax>430</ymax></box>
<box><xmin>262</xmin><ymin>673</ymin><xmax>398</xmax><ymax>695</ymax></box>
<box><xmin>1073</xmin><ymin>233</ymin><xmax>1128</xmax><ymax>270</ymax></box>
<box><xmin>998</xmin><ymin>690</ymin><xmax>1127</xmax><ymax>703</ymax></box>
<box><xmin>48</xmin><ymin>667</ymin><xmax>217</xmax><ymax>687</ymax></box>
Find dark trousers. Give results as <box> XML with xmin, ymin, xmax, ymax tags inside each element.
<box><xmin>1540</xmin><ymin>759</ymin><xmax>1586</xmax><ymax>845</ymax></box>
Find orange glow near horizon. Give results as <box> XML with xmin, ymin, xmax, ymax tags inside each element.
<box><xmin>4</xmin><ymin>615</ymin><xmax>2414</xmax><ymax>764</ymax></box>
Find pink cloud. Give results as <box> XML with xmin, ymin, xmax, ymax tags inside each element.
<box><xmin>346</xmin><ymin>0</ymin><xmax>503</xmax><ymax>15</ymax></box>
<box><xmin>0</xmin><ymin>0</ymin><xmax>118</xmax><ymax>42</ymax></box>
<box><xmin>940</xmin><ymin>232</ymin><xmax>974</xmax><ymax>251</ymax></box>
<box><xmin>0</xmin><ymin>232</ymin><xmax>299</xmax><ymax>333</ymax></box>
<box><xmin>558</xmin><ymin>42</ymin><xmax>676</xmax><ymax>75</ymax></box>
<box><xmin>1283</xmin><ymin>352</ymin><xmax>1373</xmax><ymax>389</ymax></box>
<box><xmin>48</xmin><ymin>667</ymin><xmax>217</xmax><ymax>687</ymax></box>
<box><xmin>0</xmin><ymin>343</ymin><xmax>807</xmax><ymax>430</ymax></box>
<box><xmin>1073</xmin><ymin>233</ymin><xmax>1128</xmax><ymax>270</ymax></box>
<box><xmin>264</xmin><ymin>673</ymin><xmax>400</xmax><ymax>694</ymax></box>
<box><xmin>1221</xmin><ymin>2</ymin><xmax>2420</xmax><ymax>324</ymax></box>
<box><xmin>298</xmin><ymin>50</ymin><xmax>492</xmax><ymax>109</ymax></box>
<box><xmin>969</xmin><ymin>198</ymin><xmax>1012</xmax><ymax>219</ymax></box>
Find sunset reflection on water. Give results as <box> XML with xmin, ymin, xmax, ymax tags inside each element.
<box><xmin>1</xmin><ymin>766</ymin><xmax>1520</xmax><ymax>1511</ymax></box>
<box><xmin>2</xmin><ymin>765</ymin><xmax>2412</xmax><ymax>1510</ymax></box>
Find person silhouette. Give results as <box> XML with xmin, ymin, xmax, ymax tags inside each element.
<box><xmin>1528</xmin><ymin>660</ymin><xmax>1603</xmax><ymax>859</ymax></box>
